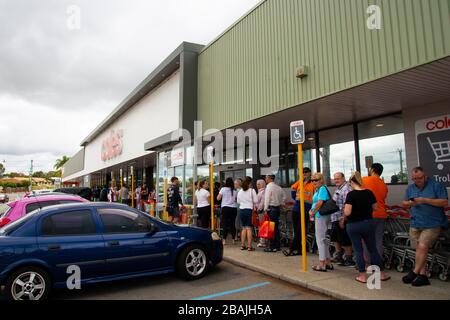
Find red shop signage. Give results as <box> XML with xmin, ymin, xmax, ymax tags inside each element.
<box><xmin>101</xmin><ymin>129</ymin><xmax>123</xmax><ymax>161</ymax></box>
<box><xmin>425</xmin><ymin>116</ymin><xmax>450</xmax><ymax>132</ymax></box>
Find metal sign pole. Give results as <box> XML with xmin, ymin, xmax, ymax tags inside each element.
<box><xmin>298</xmin><ymin>144</ymin><xmax>307</xmax><ymax>272</ymax></box>
<box><xmin>291</xmin><ymin>120</ymin><xmax>307</xmax><ymax>272</ymax></box>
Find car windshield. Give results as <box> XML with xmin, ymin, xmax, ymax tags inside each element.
<box><xmin>0</xmin><ymin>209</ymin><xmax>40</xmax><ymax>236</ymax></box>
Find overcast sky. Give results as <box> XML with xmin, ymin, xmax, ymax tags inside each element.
<box><xmin>0</xmin><ymin>0</ymin><xmax>261</xmax><ymax>173</ymax></box>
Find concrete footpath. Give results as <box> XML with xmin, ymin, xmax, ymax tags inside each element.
<box><xmin>223</xmin><ymin>244</ymin><xmax>450</xmax><ymax>300</ymax></box>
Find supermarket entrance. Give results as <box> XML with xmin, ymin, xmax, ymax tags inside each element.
<box><xmin>220</xmin><ymin>169</ymin><xmax>246</xmax><ymax>184</ymax></box>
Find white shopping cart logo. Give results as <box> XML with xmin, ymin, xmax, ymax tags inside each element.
<box><xmin>428</xmin><ymin>137</ymin><xmax>450</xmax><ymax>171</ymax></box>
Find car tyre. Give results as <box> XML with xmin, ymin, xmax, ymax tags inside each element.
<box><xmin>5</xmin><ymin>266</ymin><xmax>51</xmax><ymax>301</ymax></box>
<box><xmin>177</xmin><ymin>245</ymin><xmax>209</xmax><ymax>280</ymax></box>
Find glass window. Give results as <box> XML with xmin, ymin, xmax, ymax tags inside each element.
<box><xmin>0</xmin><ymin>205</ymin><xmax>12</xmax><ymax>218</ymax></box>
<box><xmin>286</xmin><ymin>133</ymin><xmax>319</xmax><ymax>186</ymax></box>
<box><xmin>41</xmin><ymin>210</ymin><xmax>96</xmax><ymax>236</ymax></box>
<box><xmin>58</xmin><ymin>200</ymin><xmax>82</xmax><ymax>205</ymax></box>
<box><xmin>98</xmin><ymin>208</ymin><xmax>152</xmax><ymax>234</ymax></box>
<box><xmin>185</xmin><ymin>147</ymin><xmax>194</xmax><ymax>205</ymax></box>
<box><xmin>26</xmin><ymin>203</ymin><xmax>42</xmax><ymax>214</ymax></box>
<box><xmin>157</xmin><ymin>152</ymin><xmax>167</xmax><ymax>202</ymax></box>
<box><xmin>197</xmin><ymin>165</ymin><xmax>210</xmax><ymax>182</ymax></box>
<box><xmin>38</xmin><ymin>201</ymin><xmax>61</xmax><ymax>208</ymax></box>
<box><xmin>318</xmin><ymin>126</ymin><xmax>356</xmax><ymax>185</ymax></box>
<box><xmin>275</xmin><ymin>153</ymin><xmax>287</xmax><ymax>187</ymax></box>
<box><xmin>358</xmin><ymin>114</ymin><xmax>407</xmax><ymax>184</ymax></box>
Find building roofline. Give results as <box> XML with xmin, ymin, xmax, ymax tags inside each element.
<box><xmin>199</xmin><ymin>0</ymin><xmax>267</xmax><ymax>55</ymax></box>
<box><xmin>80</xmin><ymin>41</ymin><xmax>204</xmax><ymax>146</ymax></box>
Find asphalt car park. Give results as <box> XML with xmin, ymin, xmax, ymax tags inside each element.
<box><xmin>0</xmin><ymin>200</ymin><xmax>329</xmax><ymax>301</ymax></box>
<box><xmin>33</xmin><ymin>262</ymin><xmax>329</xmax><ymax>300</ymax></box>
<box><xmin>0</xmin><ymin>202</ymin><xmax>223</xmax><ymax>300</ymax></box>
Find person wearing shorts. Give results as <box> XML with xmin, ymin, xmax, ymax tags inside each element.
<box><xmin>402</xmin><ymin>167</ymin><xmax>449</xmax><ymax>287</ymax></box>
<box><xmin>237</xmin><ymin>177</ymin><xmax>258</xmax><ymax>251</ymax></box>
<box><xmin>330</xmin><ymin>172</ymin><xmax>355</xmax><ymax>267</ymax></box>
<box><xmin>167</xmin><ymin>177</ymin><xmax>183</xmax><ymax>224</ymax></box>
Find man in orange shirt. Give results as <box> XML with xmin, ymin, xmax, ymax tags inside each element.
<box><xmin>283</xmin><ymin>167</ymin><xmax>314</xmax><ymax>256</ymax></box>
<box><xmin>362</xmin><ymin>163</ymin><xmax>388</xmax><ymax>260</ymax></box>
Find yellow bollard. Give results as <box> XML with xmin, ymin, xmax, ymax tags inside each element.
<box><xmin>298</xmin><ymin>144</ymin><xmax>307</xmax><ymax>272</ymax></box>
<box><xmin>150</xmin><ymin>201</ymin><xmax>155</xmax><ymax>217</ymax></box>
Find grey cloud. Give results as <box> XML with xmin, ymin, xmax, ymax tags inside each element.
<box><xmin>0</xmin><ymin>0</ymin><xmax>261</xmax><ymax>169</ymax></box>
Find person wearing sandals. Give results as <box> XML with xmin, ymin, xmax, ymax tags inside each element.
<box><xmin>309</xmin><ymin>173</ymin><xmax>333</xmax><ymax>272</ymax></box>
<box><xmin>237</xmin><ymin>177</ymin><xmax>258</xmax><ymax>251</ymax></box>
<box><xmin>343</xmin><ymin>171</ymin><xmax>390</xmax><ymax>283</ymax></box>
<box><xmin>256</xmin><ymin>179</ymin><xmax>267</xmax><ymax>248</ymax></box>
<box><xmin>217</xmin><ymin>178</ymin><xmax>238</xmax><ymax>246</ymax></box>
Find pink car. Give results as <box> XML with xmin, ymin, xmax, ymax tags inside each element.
<box><xmin>0</xmin><ymin>194</ymin><xmax>89</xmax><ymax>228</ymax></box>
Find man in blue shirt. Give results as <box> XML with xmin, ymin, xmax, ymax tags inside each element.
<box><xmin>402</xmin><ymin>167</ymin><xmax>449</xmax><ymax>287</ymax></box>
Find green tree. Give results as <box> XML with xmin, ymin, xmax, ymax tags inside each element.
<box><xmin>45</xmin><ymin>171</ymin><xmax>60</xmax><ymax>179</ymax></box>
<box><xmin>0</xmin><ymin>163</ymin><xmax>4</xmax><ymax>177</ymax></box>
<box><xmin>54</xmin><ymin>156</ymin><xmax>70</xmax><ymax>171</ymax></box>
<box><xmin>7</xmin><ymin>172</ymin><xmax>26</xmax><ymax>178</ymax></box>
<box><xmin>32</xmin><ymin>171</ymin><xmax>46</xmax><ymax>178</ymax></box>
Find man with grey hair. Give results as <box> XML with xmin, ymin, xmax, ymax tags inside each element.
<box><xmin>330</xmin><ymin>172</ymin><xmax>355</xmax><ymax>267</ymax></box>
<box><xmin>402</xmin><ymin>167</ymin><xmax>448</xmax><ymax>287</ymax></box>
<box><xmin>264</xmin><ymin>174</ymin><xmax>286</xmax><ymax>252</ymax></box>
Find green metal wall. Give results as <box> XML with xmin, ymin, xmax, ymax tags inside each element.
<box><xmin>198</xmin><ymin>0</ymin><xmax>450</xmax><ymax>130</ymax></box>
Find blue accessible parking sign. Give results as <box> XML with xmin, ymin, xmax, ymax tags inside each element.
<box><xmin>290</xmin><ymin>120</ymin><xmax>305</xmax><ymax>145</ymax></box>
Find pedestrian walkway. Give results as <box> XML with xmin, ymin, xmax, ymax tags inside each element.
<box><xmin>223</xmin><ymin>244</ymin><xmax>450</xmax><ymax>300</ymax></box>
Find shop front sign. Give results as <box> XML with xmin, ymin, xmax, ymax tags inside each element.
<box><xmin>415</xmin><ymin>114</ymin><xmax>450</xmax><ymax>187</ymax></box>
<box><xmin>170</xmin><ymin>148</ymin><xmax>185</xmax><ymax>167</ymax></box>
<box><xmin>101</xmin><ymin>129</ymin><xmax>123</xmax><ymax>162</ymax></box>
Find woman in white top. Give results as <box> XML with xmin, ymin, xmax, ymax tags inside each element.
<box><xmin>217</xmin><ymin>178</ymin><xmax>238</xmax><ymax>245</ymax></box>
<box><xmin>108</xmin><ymin>186</ymin><xmax>116</xmax><ymax>203</ymax></box>
<box><xmin>237</xmin><ymin>177</ymin><xmax>258</xmax><ymax>251</ymax></box>
<box><xmin>195</xmin><ymin>180</ymin><xmax>211</xmax><ymax>229</ymax></box>
<box><xmin>234</xmin><ymin>178</ymin><xmax>243</xmax><ymax>242</ymax></box>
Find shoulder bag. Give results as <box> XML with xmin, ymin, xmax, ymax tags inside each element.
<box><xmin>318</xmin><ymin>186</ymin><xmax>340</xmax><ymax>216</ymax></box>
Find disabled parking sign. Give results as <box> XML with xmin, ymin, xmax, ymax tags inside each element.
<box><xmin>290</xmin><ymin>120</ymin><xmax>305</xmax><ymax>145</ymax></box>
<box><xmin>415</xmin><ymin>115</ymin><xmax>450</xmax><ymax>187</ymax></box>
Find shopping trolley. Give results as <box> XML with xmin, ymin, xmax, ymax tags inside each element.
<box><xmin>279</xmin><ymin>208</ymin><xmax>294</xmax><ymax>248</ymax></box>
<box><xmin>428</xmin><ymin>137</ymin><xmax>450</xmax><ymax>170</ymax></box>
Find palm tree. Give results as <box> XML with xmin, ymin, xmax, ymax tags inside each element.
<box><xmin>54</xmin><ymin>156</ymin><xmax>70</xmax><ymax>171</ymax></box>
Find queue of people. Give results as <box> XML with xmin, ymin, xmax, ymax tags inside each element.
<box><xmin>92</xmin><ymin>163</ymin><xmax>448</xmax><ymax>287</ymax></box>
<box><xmin>92</xmin><ymin>183</ymin><xmax>156</xmax><ymax>209</ymax></box>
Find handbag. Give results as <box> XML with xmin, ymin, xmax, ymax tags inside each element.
<box><xmin>251</xmin><ymin>189</ymin><xmax>259</xmax><ymax>227</ymax></box>
<box><xmin>318</xmin><ymin>186</ymin><xmax>340</xmax><ymax>216</ymax></box>
<box><xmin>258</xmin><ymin>217</ymin><xmax>275</xmax><ymax>239</ymax></box>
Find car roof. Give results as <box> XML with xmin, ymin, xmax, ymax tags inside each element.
<box><xmin>19</xmin><ymin>194</ymin><xmax>87</xmax><ymax>204</ymax></box>
<box><xmin>27</xmin><ymin>192</ymin><xmax>67</xmax><ymax>197</ymax></box>
<box><xmin>33</xmin><ymin>202</ymin><xmax>133</xmax><ymax>216</ymax></box>
<box><xmin>54</xmin><ymin>187</ymin><xmax>91</xmax><ymax>191</ymax></box>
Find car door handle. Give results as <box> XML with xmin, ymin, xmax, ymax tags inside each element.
<box><xmin>48</xmin><ymin>245</ymin><xmax>61</xmax><ymax>251</ymax></box>
<box><xmin>108</xmin><ymin>241</ymin><xmax>120</xmax><ymax>247</ymax></box>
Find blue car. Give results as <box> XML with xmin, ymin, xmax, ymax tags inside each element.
<box><xmin>0</xmin><ymin>202</ymin><xmax>223</xmax><ymax>300</ymax></box>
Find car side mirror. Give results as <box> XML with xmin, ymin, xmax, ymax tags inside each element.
<box><xmin>147</xmin><ymin>223</ymin><xmax>158</xmax><ymax>236</ymax></box>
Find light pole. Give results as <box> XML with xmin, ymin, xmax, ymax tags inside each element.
<box><xmin>29</xmin><ymin>160</ymin><xmax>33</xmax><ymax>192</ymax></box>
